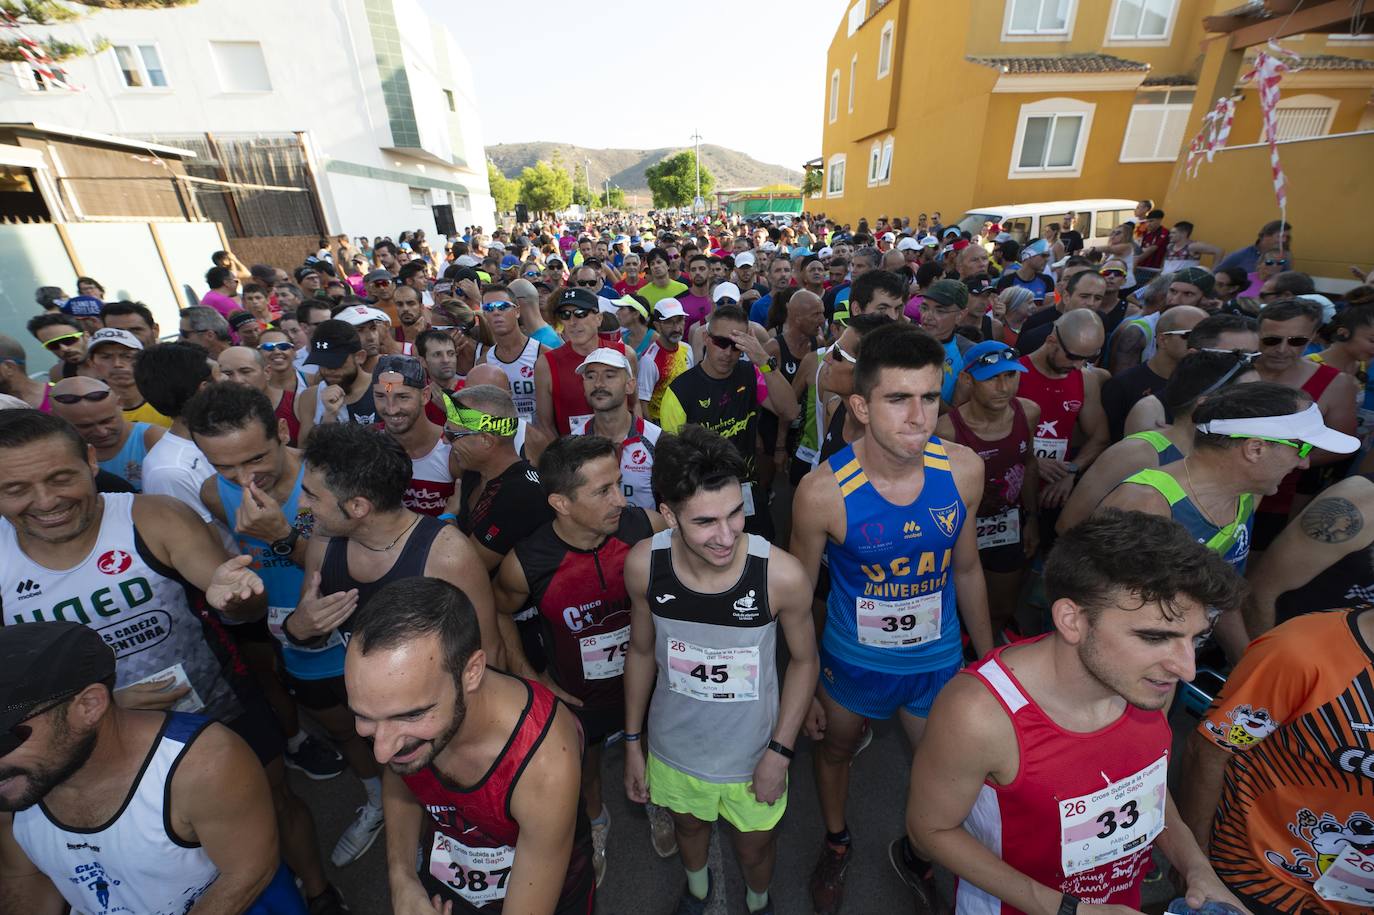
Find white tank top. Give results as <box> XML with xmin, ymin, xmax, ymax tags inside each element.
<box><xmin>404</xmin><ymin>437</ymin><xmax>456</xmax><ymax>516</ymax></box>
<box><xmin>475</xmin><ymin>336</ymin><xmax>540</xmax><ymax>421</ymax></box>
<box><xmin>0</xmin><ymin>493</ymin><xmax>240</xmax><ymax>720</ymax></box>
<box><xmin>12</xmin><ymin>713</ymin><xmax>222</xmax><ymax>915</ymax></box>
<box><xmin>568</xmin><ymin>415</ymin><xmax>661</xmax><ymax>509</ymax></box>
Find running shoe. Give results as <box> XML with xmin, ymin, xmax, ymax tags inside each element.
<box><xmin>672</xmin><ymin>873</ymin><xmax>713</xmax><ymax>915</ymax></box>
<box><xmin>888</xmin><ymin>836</ymin><xmax>943</xmax><ymax>914</ymax></box>
<box><xmin>285</xmin><ymin>734</ymin><xmax>345</xmax><ymax>780</ymax></box>
<box><xmin>647</xmin><ymin>803</ymin><xmax>678</xmax><ymax>858</ymax></box>
<box><xmin>591</xmin><ymin>813</ymin><xmax>609</xmax><ymax>888</ymax></box>
<box><xmin>809</xmin><ymin>842</ymin><xmax>851</xmax><ymax>915</ymax></box>
<box><xmin>306</xmin><ymin>884</ymin><xmax>350</xmax><ymax>914</ymax></box>
<box><xmin>330</xmin><ymin>804</ymin><xmax>384</xmax><ymax>867</ymax></box>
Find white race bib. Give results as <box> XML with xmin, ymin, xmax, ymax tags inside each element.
<box><xmin>1033</xmin><ymin>436</ymin><xmax>1068</xmax><ymax>462</ymax></box>
<box><xmin>976</xmin><ymin>509</ymin><xmax>1020</xmax><ymax>550</ymax></box>
<box><xmin>1314</xmin><ymin>843</ymin><xmax>1374</xmax><ymax>905</ymax></box>
<box><xmin>428</xmin><ymin>833</ymin><xmax>516</xmax><ymax>907</ymax></box>
<box><xmin>741</xmin><ymin>482</ymin><xmax>756</xmax><ymax>518</ymax></box>
<box><xmin>579</xmin><ymin>626</ymin><xmax>630</xmax><ymax>681</ymax></box>
<box><xmin>855</xmin><ymin>592</ymin><xmax>942</xmax><ymax>648</ymax></box>
<box><xmin>794</xmin><ymin>444</ymin><xmax>819</xmax><ymax>467</ymax></box>
<box><xmin>1059</xmin><ymin>754</ymin><xmax>1167</xmax><ymax>877</ymax></box>
<box><xmin>269</xmin><ymin>606</ymin><xmax>344</xmax><ymax>653</ymax></box>
<box><xmin>128</xmin><ymin>662</ymin><xmax>206</xmax><ymax>714</ymax></box>
<box><xmin>666</xmin><ymin>640</ymin><xmax>760</xmax><ymax>702</ymax></box>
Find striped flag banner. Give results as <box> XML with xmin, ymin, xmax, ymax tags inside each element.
<box><xmin>1241</xmin><ymin>41</ymin><xmax>1302</xmax><ymax>208</ymax></box>
<box><xmin>0</xmin><ymin>10</ymin><xmax>79</xmax><ymax>91</ymax></box>
<box><xmin>1184</xmin><ymin>95</ymin><xmax>1237</xmax><ymax>178</ymax></box>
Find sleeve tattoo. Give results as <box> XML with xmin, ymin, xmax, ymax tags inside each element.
<box><xmin>1301</xmin><ymin>497</ymin><xmax>1364</xmax><ymax>544</ymax></box>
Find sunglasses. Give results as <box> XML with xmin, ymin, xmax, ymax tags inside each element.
<box><xmin>1054</xmin><ymin>327</ymin><xmax>1101</xmax><ymax>363</ymax></box>
<box><xmin>1159</xmin><ymin>329</ymin><xmax>1192</xmax><ymax>339</ymax></box>
<box><xmin>971</xmin><ymin>348</ymin><xmax>1019</xmax><ymax>369</ymax></box>
<box><xmin>258</xmin><ymin>342</ymin><xmax>294</xmax><ymax>352</ymax></box>
<box><xmin>575</xmin><ymin>279</ymin><xmax>601</xmax><ymax>288</ymax></box>
<box><xmin>829</xmin><ymin>344</ymin><xmax>857</xmax><ymax>364</ymax></box>
<box><xmin>556</xmin><ymin>307</ymin><xmax>595</xmax><ymax>321</ymax></box>
<box><xmin>368</xmin><ymin>278</ymin><xmax>393</xmax><ymax>286</ymax></box>
<box><xmin>1262</xmin><ymin>258</ymin><xmax>1290</xmax><ymax>267</ymax></box>
<box><xmin>3</xmin><ymin>691</ymin><xmax>78</xmax><ymax>755</ymax></box>
<box><xmin>1260</xmin><ymin>336</ymin><xmax>1310</xmax><ymax>348</ymax></box>
<box><xmin>708</xmin><ymin>334</ymin><xmax>739</xmax><ymax>350</ymax></box>
<box><xmin>51</xmin><ymin>389</ymin><xmax>113</xmax><ymax>405</ymax></box>
<box><xmin>42</xmin><ymin>332</ymin><xmax>83</xmax><ymax>350</ymax></box>
<box><xmin>1234</xmin><ymin>434</ymin><xmax>1313</xmax><ymax>458</ymax></box>
<box><xmin>523</xmin><ymin>271</ymin><xmax>541</xmax><ymax>278</ymax></box>
<box><xmin>1100</xmin><ymin>267</ymin><xmax>1127</xmax><ymax>278</ymax></box>
<box><xmin>1197</xmin><ymin>352</ymin><xmax>1259</xmax><ymax>397</ymax></box>
<box><xmin>481</xmin><ymin>301</ymin><xmax>515</xmax><ymax>313</ymax></box>
<box><xmin>442</xmin><ymin>426</ymin><xmax>484</xmax><ymax>443</ymax></box>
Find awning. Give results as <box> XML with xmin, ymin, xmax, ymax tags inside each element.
<box><xmin>0</xmin><ymin>144</ymin><xmax>47</xmax><ymax>169</ymax></box>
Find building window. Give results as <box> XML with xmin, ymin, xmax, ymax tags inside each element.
<box><xmin>409</xmin><ymin>187</ymin><xmax>430</xmax><ymax>208</ymax></box>
<box><xmin>1119</xmin><ymin>88</ymin><xmax>1194</xmax><ymax>162</ymax></box>
<box><xmin>112</xmin><ymin>44</ymin><xmax>167</xmax><ymax>88</ymax></box>
<box><xmin>11</xmin><ymin>62</ymin><xmax>48</xmax><ymax>92</ymax></box>
<box><xmin>1006</xmin><ymin>0</ymin><xmax>1073</xmax><ymax>36</ymax></box>
<box><xmin>208</xmin><ymin>41</ymin><xmax>271</xmax><ymax>93</ymax></box>
<box><xmin>829</xmin><ymin>70</ymin><xmax>841</xmax><ymax>123</ymax></box>
<box><xmin>827</xmin><ymin>154</ymin><xmax>846</xmax><ymax>197</ymax></box>
<box><xmin>1109</xmin><ymin>0</ymin><xmax>1176</xmax><ymax>41</ymax></box>
<box><xmin>1270</xmin><ymin>95</ymin><xmax>1338</xmax><ymax>141</ymax></box>
<box><xmin>877</xmin><ymin>21</ymin><xmax>894</xmax><ymax>78</ymax></box>
<box><xmin>868</xmin><ymin>142</ymin><xmax>882</xmax><ymax>185</ymax></box>
<box><xmin>1011</xmin><ymin>98</ymin><xmax>1094</xmax><ymax>177</ymax></box>
<box><xmin>868</xmin><ymin>137</ymin><xmax>894</xmax><ymax>185</ymax></box>
<box><xmin>878</xmin><ymin>137</ymin><xmax>894</xmax><ymax>184</ymax></box>
<box><xmin>444</xmin><ymin>89</ymin><xmax>456</xmax><ymax>111</ymax></box>
<box><xmin>848</xmin><ymin>55</ymin><xmax>857</xmax><ymax>112</ymax></box>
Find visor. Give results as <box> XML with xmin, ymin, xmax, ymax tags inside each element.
<box><xmin>443</xmin><ymin>400</ymin><xmax>517</xmax><ymax>437</ymax></box>
<box><xmin>1195</xmin><ymin>403</ymin><xmax>1359</xmax><ymax>454</ymax></box>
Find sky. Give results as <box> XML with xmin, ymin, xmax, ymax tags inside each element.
<box><xmin>420</xmin><ymin>0</ymin><xmax>838</xmax><ymax>171</ymax></box>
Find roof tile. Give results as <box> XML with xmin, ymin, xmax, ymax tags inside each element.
<box><xmin>967</xmin><ymin>53</ymin><xmax>1150</xmax><ymax>74</ymax></box>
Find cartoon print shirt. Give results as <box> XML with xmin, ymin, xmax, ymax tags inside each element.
<box><xmin>1200</xmin><ymin>609</ymin><xmax>1374</xmax><ymax>913</ymax></box>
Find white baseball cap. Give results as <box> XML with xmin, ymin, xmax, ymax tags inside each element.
<box><xmin>653</xmin><ymin>298</ymin><xmax>687</xmax><ymax>319</ymax></box>
<box><xmin>881</xmin><ymin>231</ymin><xmax>896</xmax><ymax>241</ymax></box>
<box><xmin>712</xmin><ymin>282</ymin><xmax>742</xmax><ymax>304</ymax></box>
<box><xmin>896</xmin><ymin>237</ymin><xmax>921</xmax><ymax>252</ymax></box>
<box><xmin>337</xmin><ymin>304</ymin><xmax>391</xmax><ymax>326</ymax></box>
<box><xmin>735</xmin><ymin>251</ymin><xmax>756</xmax><ymax>267</ymax></box>
<box><xmin>87</xmin><ymin>327</ymin><xmax>143</xmax><ymax>351</ymax></box>
<box><xmin>576</xmin><ymin>347</ymin><xmax>631</xmax><ymax>374</ymax></box>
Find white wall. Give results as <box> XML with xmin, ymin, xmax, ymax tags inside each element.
<box><xmin>0</xmin><ymin>0</ymin><xmax>493</xmax><ymax>233</ymax></box>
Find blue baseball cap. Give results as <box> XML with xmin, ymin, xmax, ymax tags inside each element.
<box><xmin>61</xmin><ymin>295</ymin><xmax>103</xmax><ymax>317</ymax></box>
<box><xmin>500</xmin><ymin>255</ymin><xmax>520</xmax><ymax>269</ymax></box>
<box><xmin>963</xmin><ymin>341</ymin><xmax>1027</xmax><ymax>381</ymax></box>
<box><xmin>1021</xmin><ymin>239</ymin><xmax>1051</xmax><ymax>259</ymax></box>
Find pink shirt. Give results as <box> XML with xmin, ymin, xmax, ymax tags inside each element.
<box><xmin>200</xmin><ymin>290</ymin><xmax>239</xmax><ymax>318</ymax></box>
<box><xmin>678</xmin><ymin>293</ymin><xmax>712</xmax><ymax>333</ymax></box>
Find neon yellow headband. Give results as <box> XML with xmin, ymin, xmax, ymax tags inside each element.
<box><xmin>443</xmin><ymin>398</ymin><xmax>517</xmax><ymax>437</ymax></box>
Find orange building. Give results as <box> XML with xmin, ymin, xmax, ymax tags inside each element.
<box><xmin>820</xmin><ymin>0</ymin><xmax>1373</xmax><ymax>284</ymax></box>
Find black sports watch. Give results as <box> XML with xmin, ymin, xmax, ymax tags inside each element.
<box><xmin>1057</xmin><ymin>893</ymin><xmax>1080</xmax><ymax>915</ymax></box>
<box><xmin>270</xmin><ymin>526</ymin><xmax>300</xmax><ymax>557</ymax></box>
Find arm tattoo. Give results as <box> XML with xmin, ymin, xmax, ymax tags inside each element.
<box><xmin>1301</xmin><ymin>497</ymin><xmax>1364</xmax><ymax>544</ymax></box>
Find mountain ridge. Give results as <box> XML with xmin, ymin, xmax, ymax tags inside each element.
<box><xmin>487</xmin><ymin>141</ymin><xmax>803</xmax><ymax>199</ymax></box>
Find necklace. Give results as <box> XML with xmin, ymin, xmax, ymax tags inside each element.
<box><xmin>1180</xmin><ymin>459</ymin><xmax>1227</xmax><ymax>528</ymax></box>
<box><xmin>356</xmin><ymin>513</ymin><xmax>420</xmax><ymax>552</ymax></box>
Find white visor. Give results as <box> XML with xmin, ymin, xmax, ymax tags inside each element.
<box><xmin>1195</xmin><ymin>403</ymin><xmax>1359</xmax><ymax>454</ymax></box>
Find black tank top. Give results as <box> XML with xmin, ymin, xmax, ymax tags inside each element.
<box><xmin>344</xmin><ymin>385</ymin><xmax>377</xmax><ymax>425</ymax></box>
<box><xmin>774</xmin><ymin>333</ymin><xmax>816</xmax><ymax>385</ymax></box>
<box><xmin>1275</xmin><ymin>544</ymin><xmax>1374</xmax><ymax>624</ymax></box>
<box><xmin>819</xmin><ymin>401</ymin><xmax>848</xmax><ymax>463</ymax></box>
<box><xmin>320</xmin><ymin>513</ymin><xmax>445</xmax><ymax>635</ymax></box>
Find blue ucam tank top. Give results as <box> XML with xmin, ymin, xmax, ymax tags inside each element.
<box><xmin>823</xmin><ymin>438</ymin><xmax>965</xmax><ymax>674</ymax></box>
<box><xmin>97</xmin><ymin>421</ymin><xmax>153</xmax><ymax>491</ymax></box>
<box><xmin>217</xmin><ymin>465</ymin><xmax>345</xmax><ymax>679</ymax></box>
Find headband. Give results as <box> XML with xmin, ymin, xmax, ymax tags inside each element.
<box><xmin>444</xmin><ymin>399</ymin><xmax>517</xmax><ymax>437</ymax></box>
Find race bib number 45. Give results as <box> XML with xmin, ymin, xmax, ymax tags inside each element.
<box><xmin>1059</xmin><ymin>754</ymin><xmax>1167</xmax><ymax>877</ymax></box>
<box><xmin>856</xmin><ymin>592</ymin><xmax>942</xmax><ymax>648</ymax></box>
<box><xmin>666</xmin><ymin>640</ymin><xmax>760</xmax><ymax>702</ymax></box>
<box><xmin>428</xmin><ymin>833</ymin><xmax>515</xmax><ymax>907</ymax></box>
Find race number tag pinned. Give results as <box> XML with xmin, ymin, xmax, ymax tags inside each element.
<box><xmin>1314</xmin><ymin>843</ymin><xmax>1374</xmax><ymax>905</ymax></box>
<box><xmin>856</xmin><ymin>591</ymin><xmax>942</xmax><ymax>648</ymax></box>
<box><xmin>666</xmin><ymin>640</ymin><xmax>760</xmax><ymax>702</ymax></box>
<box><xmin>128</xmin><ymin>663</ymin><xmax>206</xmax><ymax>714</ymax></box>
<box><xmin>1059</xmin><ymin>754</ymin><xmax>1167</xmax><ymax>876</ymax></box>
<box><xmin>976</xmin><ymin>509</ymin><xmax>1020</xmax><ymax>550</ymax></box>
<box><xmin>428</xmin><ymin>833</ymin><xmax>516</xmax><ymax>906</ymax></box>
<box><xmin>1033</xmin><ymin>436</ymin><xmax>1068</xmax><ymax>462</ymax></box>
<box><xmin>580</xmin><ymin>626</ymin><xmax>630</xmax><ymax>680</ymax></box>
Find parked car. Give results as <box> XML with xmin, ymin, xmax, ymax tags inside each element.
<box><xmin>955</xmin><ymin>198</ymin><xmax>1140</xmax><ymax>249</ymax></box>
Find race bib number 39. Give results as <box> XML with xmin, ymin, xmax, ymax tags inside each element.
<box><xmin>580</xmin><ymin>626</ymin><xmax>630</xmax><ymax>681</ymax></box>
<box><xmin>1059</xmin><ymin>754</ymin><xmax>1167</xmax><ymax>877</ymax></box>
<box><xmin>666</xmin><ymin>640</ymin><xmax>760</xmax><ymax>702</ymax></box>
<box><xmin>976</xmin><ymin>509</ymin><xmax>1020</xmax><ymax>550</ymax></box>
<box><xmin>856</xmin><ymin>592</ymin><xmax>942</xmax><ymax>648</ymax></box>
<box><xmin>1314</xmin><ymin>844</ymin><xmax>1374</xmax><ymax>905</ymax></box>
<box><xmin>1033</xmin><ymin>436</ymin><xmax>1068</xmax><ymax>462</ymax></box>
<box><xmin>428</xmin><ymin>833</ymin><xmax>515</xmax><ymax>907</ymax></box>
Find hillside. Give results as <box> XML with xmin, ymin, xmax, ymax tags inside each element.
<box><xmin>487</xmin><ymin>142</ymin><xmax>802</xmax><ymax>198</ymax></box>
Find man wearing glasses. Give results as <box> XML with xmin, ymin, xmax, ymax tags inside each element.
<box><xmin>27</xmin><ymin>314</ymin><xmax>93</xmax><ymax>382</ymax></box>
<box><xmin>362</xmin><ymin>269</ymin><xmax>399</xmax><ymax>325</ymax></box>
<box><xmin>472</xmin><ymin>284</ymin><xmax>546</xmax><ymax>424</ymax></box>
<box><xmin>49</xmin><ymin>375</ymin><xmax>165</xmax><ymax>491</ymax></box>
<box><xmin>1101</xmin><ymin>305</ymin><xmax>1208</xmax><ymax>442</ymax></box>
<box><xmin>535</xmin><ymin>287</ymin><xmax>631</xmax><ymax>438</ymax></box>
<box><xmin>1250</xmin><ymin>298</ymin><xmax>1359</xmax><ymax>552</ymax></box>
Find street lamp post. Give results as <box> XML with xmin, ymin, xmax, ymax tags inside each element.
<box><xmin>690</xmin><ymin>128</ymin><xmax>703</xmax><ymax>215</ymax></box>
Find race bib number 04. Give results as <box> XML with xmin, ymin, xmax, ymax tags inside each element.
<box><xmin>1314</xmin><ymin>843</ymin><xmax>1374</xmax><ymax>905</ymax></box>
<box><xmin>1059</xmin><ymin>753</ymin><xmax>1167</xmax><ymax>877</ymax></box>
<box><xmin>976</xmin><ymin>509</ymin><xmax>1020</xmax><ymax>550</ymax></box>
<box><xmin>856</xmin><ymin>591</ymin><xmax>942</xmax><ymax>648</ymax></box>
<box><xmin>666</xmin><ymin>640</ymin><xmax>760</xmax><ymax>702</ymax></box>
<box><xmin>580</xmin><ymin>626</ymin><xmax>630</xmax><ymax>681</ymax></box>
<box><xmin>428</xmin><ymin>833</ymin><xmax>515</xmax><ymax>907</ymax></box>
<box><xmin>1033</xmin><ymin>436</ymin><xmax>1068</xmax><ymax>462</ymax></box>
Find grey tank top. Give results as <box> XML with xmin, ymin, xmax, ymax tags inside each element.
<box><xmin>646</xmin><ymin>529</ymin><xmax>777</xmax><ymax>782</ymax></box>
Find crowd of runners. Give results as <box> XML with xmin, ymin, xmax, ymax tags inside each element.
<box><xmin>3</xmin><ymin>203</ymin><xmax>1374</xmax><ymax>915</ymax></box>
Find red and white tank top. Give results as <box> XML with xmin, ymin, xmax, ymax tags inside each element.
<box><xmin>569</xmin><ymin>415</ymin><xmax>661</xmax><ymax>510</ymax></box>
<box><xmin>1016</xmin><ymin>358</ymin><xmax>1085</xmax><ymax>463</ymax></box>
<box><xmin>403</xmin><ymin>436</ymin><xmax>455</xmax><ymax>517</ymax></box>
<box><xmin>956</xmin><ymin>641</ymin><xmax>1172</xmax><ymax>915</ymax></box>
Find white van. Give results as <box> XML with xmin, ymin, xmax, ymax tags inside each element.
<box><xmin>955</xmin><ymin>198</ymin><xmax>1140</xmax><ymax>249</ymax></box>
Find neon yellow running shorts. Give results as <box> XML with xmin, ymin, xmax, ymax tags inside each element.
<box><xmin>646</xmin><ymin>752</ymin><xmax>787</xmax><ymax>833</ymax></box>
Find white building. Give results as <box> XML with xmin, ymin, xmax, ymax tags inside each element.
<box><xmin>0</xmin><ymin>0</ymin><xmax>495</xmax><ymax>238</ymax></box>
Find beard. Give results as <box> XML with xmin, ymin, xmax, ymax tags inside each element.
<box><xmin>0</xmin><ymin>716</ymin><xmax>99</xmax><ymax>812</ymax></box>
<box><xmin>386</xmin><ymin>687</ymin><xmax>467</xmax><ymax>777</ymax></box>
<box><xmin>1078</xmin><ymin>626</ymin><xmax>1171</xmax><ymax>711</ymax></box>
<box><xmin>19</xmin><ymin>496</ymin><xmax>99</xmax><ymax>545</ymax></box>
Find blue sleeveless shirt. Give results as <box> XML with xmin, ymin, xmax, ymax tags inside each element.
<box><xmin>98</xmin><ymin>421</ymin><xmax>153</xmax><ymax>491</ymax></box>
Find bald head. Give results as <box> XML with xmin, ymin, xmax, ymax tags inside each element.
<box><xmin>50</xmin><ymin>375</ymin><xmax>124</xmax><ymax>448</ymax></box>
<box><xmin>509</xmin><ymin>278</ymin><xmax>538</xmax><ymax>304</ymax></box>
<box><xmin>217</xmin><ymin>346</ymin><xmax>268</xmax><ymax>391</ymax></box>
<box><xmin>51</xmin><ymin>375</ymin><xmax>112</xmax><ymax>398</ymax></box>
<box><xmin>464</xmin><ymin>364</ymin><xmax>509</xmax><ymax>389</ymax></box>
<box><xmin>1055</xmin><ymin>308</ymin><xmax>1105</xmax><ymax>351</ymax></box>
<box><xmin>0</xmin><ymin>334</ymin><xmax>24</xmax><ymax>363</ymax></box>
<box><xmin>1158</xmin><ymin>305</ymin><xmax>1208</xmax><ymax>336</ymax></box>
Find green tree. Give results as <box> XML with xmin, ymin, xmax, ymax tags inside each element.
<box><xmin>0</xmin><ymin>1</ymin><xmax>197</xmax><ymax>64</ymax></box>
<box><xmin>801</xmin><ymin>169</ymin><xmax>824</xmax><ymax>198</ymax></box>
<box><xmin>645</xmin><ymin>150</ymin><xmax>714</xmax><ymax>209</ymax></box>
<box><xmin>603</xmin><ymin>186</ymin><xmax>626</xmax><ymax>210</ymax></box>
<box><xmin>486</xmin><ymin>160</ymin><xmax>519</xmax><ymax>214</ymax></box>
<box><xmin>518</xmin><ymin>159</ymin><xmax>572</xmax><ymax>215</ymax></box>
<box><xmin>570</xmin><ymin>163</ymin><xmax>595</xmax><ymax>209</ymax></box>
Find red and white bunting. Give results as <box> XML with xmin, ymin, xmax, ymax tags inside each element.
<box><xmin>1184</xmin><ymin>95</ymin><xmax>1237</xmax><ymax>178</ymax></box>
<box><xmin>1241</xmin><ymin>41</ymin><xmax>1302</xmax><ymax>208</ymax></box>
<box><xmin>0</xmin><ymin>10</ymin><xmax>79</xmax><ymax>91</ymax></box>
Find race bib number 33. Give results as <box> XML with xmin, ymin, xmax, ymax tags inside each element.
<box><xmin>1059</xmin><ymin>754</ymin><xmax>1167</xmax><ymax>877</ymax></box>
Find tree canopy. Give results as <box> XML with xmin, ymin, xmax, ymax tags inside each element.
<box><xmin>645</xmin><ymin>151</ymin><xmax>714</xmax><ymax>209</ymax></box>
<box><xmin>517</xmin><ymin>158</ymin><xmax>572</xmax><ymax>215</ymax></box>
<box><xmin>486</xmin><ymin>160</ymin><xmax>519</xmax><ymax>214</ymax></box>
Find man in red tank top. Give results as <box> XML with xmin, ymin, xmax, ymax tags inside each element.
<box><xmin>906</xmin><ymin>510</ymin><xmax>1250</xmax><ymax>915</ymax></box>
<box><xmin>1016</xmin><ymin>310</ymin><xmax>1109</xmax><ymax>527</ymax></box>
<box><xmin>535</xmin><ymin>288</ymin><xmax>633</xmax><ymax>438</ymax></box>
<box><xmin>346</xmin><ymin>576</ymin><xmax>594</xmax><ymax>915</ymax></box>
<box><xmin>1251</xmin><ymin>298</ymin><xmax>1359</xmax><ymax>551</ymax></box>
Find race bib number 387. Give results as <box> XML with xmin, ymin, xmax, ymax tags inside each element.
<box><xmin>1059</xmin><ymin>754</ymin><xmax>1168</xmax><ymax>877</ymax></box>
<box><xmin>428</xmin><ymin>833</ymin><xmax>515</xmax><ymax>907</ymax></box>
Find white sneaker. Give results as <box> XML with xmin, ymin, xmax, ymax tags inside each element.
<box><xmin>646</xmin><ymin>803</ymin><xmax>678</xmax><ymax>858</ymax></box>
<box><xmin>331</xmin><ymin>804</ymin><xmax>384</xmax><ymax>867</ymax></box>
<box><xmin>591</xmin><ymin>812</ymin><xmax>609</xmax><ymax>887</ymax></box>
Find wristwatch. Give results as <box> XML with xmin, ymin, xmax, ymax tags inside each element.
<box><xmin>1057</xmin><ymin>893</ymin><xmax>1080</xmax><ymax>915</ymax></box>
<box><xmin>270</xmin><ymin>526</ymin><xmax>300</xmax><ymax>557</ymax></box>
<box><xmin>760</xmin><ymin>355</ymin><xmax>778</xmax><ymax>374</ymax></box>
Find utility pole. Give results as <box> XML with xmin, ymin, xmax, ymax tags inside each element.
<box><xmin>690</xmin><ymin>128</ymin><xmax>703</xmax><ymax>214</ymax></box>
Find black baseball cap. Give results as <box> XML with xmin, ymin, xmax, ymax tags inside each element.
<box><xmin>374</xmin><ymin>354</ymin><xmax>426</xmax><ymax>389</ymax></box>
<box><xmin>304</xmin><ymin>319</ymin><xmax>362</xmax><ymax>368</ymax></box>
<box><xmin>965</xmin><ymin>274</ymin><xmax>996</xmax><ymax>297</ymax></box>
<box><xmin>0</xmin><ymin>622</ymin><xmax>115</xmax><ymax>756</ymax></box>
<box><xmin>557</xmin><ymin>288</ymin><xmax>599</xmax><ymax>311</ymax></box>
